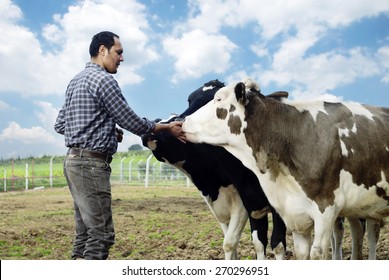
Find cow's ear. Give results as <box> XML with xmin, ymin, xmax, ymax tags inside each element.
<box><xmin>235</xmin><ymin>82</ymin><xmax>248</xmax><ymax>105</ymax></box>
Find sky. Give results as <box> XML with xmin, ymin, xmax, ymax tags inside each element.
<box><xmin>0</xmin><ymin>0</ymin><xmax>388</xmax><ymax>159</ymax></box>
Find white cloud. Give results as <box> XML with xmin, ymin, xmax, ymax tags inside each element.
<box><xmin>376</xmin><ymin>45</ymin><xmax>389</xmax><ymax>83</ymax></box>
<box><xmin>271</xmin><ymin>24</ymin><xmax>325</xmax><ymax>70</ymax></box>
<box><xmin>0</xmin><ymin>101</ymin><xmax>65</xmax><ymax>158</ymax></box>
<box><xmin>163</xmin><ymin>29</ymin><xmax>237</xmax><ymax>82</ymax></box>
<box><xmin>189</xmin><ymin>0</ymin><xmax>388</xmax><ymax>100</ymax></box>
<box><xmin>261</xmin><ymin>47</ymin><xmax>380</xmax><ymax>96</ymax></box>
<box><xmin>188</xmin><ymin>0</ymin><xmax>389</xmax><ymax>39</ymax></box>
<box><xmin>250</xmin><ymin>44</ymin><xmax>269</xmax><ymax>58</ymax></box>
<box><xmin>0</xmin><ymin>100</ymin><xmax>10</xmax><ymax>110</ymax></box>
<box><xmin>42</xmin><ymin>21</ymin><xmax>64</xmax><ymax>45</ymax></box>
<box><xmin>0</xmin><ymin>0</ymin><xmax>159</xmax><ymax>96</ymax></box>
<box><xmin>0</xmin><ymin>122</ymin><xmax>57</xmax><ymax>145</ymax></box>
<box><xmin>224</xmin><ymin>70</ymin><xmax>251</xmax><ymax>86</ymax></box>
<box><xmin>33</xmin><ymin>101</ymin><xmax>60</xmax><ymax>131</ymax></box>
<box><xmin>166</xmin><ymin>0</ymin><xmax>389</xmax><ymax>87</ymax></box>
<box><xmin>0</xmin><ymin>0</ymin><xmax>22</xmax><ymax>23</ymax></box>
<box><xmin>2</xmin><ymin>0</ymin><xmax>386</xmax><ymax>93</ymax></box>
<box><xmin>292</xmin><ymin>89</ymin><xmax>343</xmax><ymax>103</ymax></box>
<box><xmin>0</xmin><ymin>1</ymin><xmax>45</xmax><ymax>95</ymax></box>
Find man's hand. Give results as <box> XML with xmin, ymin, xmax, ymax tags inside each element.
<box><xmin>116</xmin><ymin>127</ymin><xmax>124</xmax><ymax>143</ymax></box>
<box><xmin>168</xmin><ymin>121</ymin><xmax>187</xmax><ymax>143</ymax></box>
<box><xmin>153</xmin><ymin>121</ymin><xmax>187</xmax><ymax>143</ymax></box>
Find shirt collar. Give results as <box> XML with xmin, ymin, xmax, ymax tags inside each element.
<box><xmin>86</xmin><ymin>62</ymin><xmax>105</xmax><ymax>71</ymax></box>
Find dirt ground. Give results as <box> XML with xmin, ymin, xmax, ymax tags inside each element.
<box><xmin>0</xmin><ymin>185</ymin><xmax>388</xmax><ymax>260</ymax></box>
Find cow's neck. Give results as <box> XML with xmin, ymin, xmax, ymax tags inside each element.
<box><xmin>244</xmin><ymin>97</ymin><xmax>303</xmax><ymax>173</ymax></box>
<box><xmin>242</xmin><ymin>97</ymin><xmax>342</xmax><ymax>210</ymax></box>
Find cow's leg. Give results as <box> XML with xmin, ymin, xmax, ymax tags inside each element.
<box><xmin>270</xmin><ymin>209</ymin><xmax>286</xmax><ymax>260</ymax></box>
<box><xmin>348</xmin><ymin>218</ymin><xmax>364</xmax><ymax>260</ymax></box>
<box><xmin>311</xmin><ymin>208</ymin><xmax>338</xmax><ymax>260</ymax></box>
<box><xmin>366</xmin><ymin>218</ymin><xmax>381</xmax><ymax>260</ymax></box>
<box><xmin>249</xmin><ymin>215</ymin><xmax>268</xmax><ymax>260</ymax></box>
<box><xmin>205</xmin><ymin>186</ymin><xmax>249</xmax><ymax>260</ymax></box>
<box><xmin>219</xmin><ymin>222</ymin><xmax>229</xmax><ymax>236</ymax></box>
<box><xmin>222</xmin><ymin>209</ymin><xmax>248</xmax><ymax>260</ymax></box>
<box><xmin>202</xmin><ymin>193</ymin><xmax>237</xmax><ymax>260</ymax></box>
<box><xmin>331</xmin><ymin>217</ymin><xmax>344</xmax><ymax>260</ymax></box>
<box><xmin>292</xmin><ymin>231</ymin><xmax>311</xmax><ymax>259</ymax></box>
<box><xmin>231</xmin><ymin>170</ymin><xmax>274</xmax><ymax>260</ymax></box>
<box><xmin>219</xmin><ymin>222</ymin><xmax>237</xmax><ymax>259</ymax></box>
<box><xmin>219</xmin><ymin>222</ymin><xmax>232</xmax><ymax>260</ymax></box>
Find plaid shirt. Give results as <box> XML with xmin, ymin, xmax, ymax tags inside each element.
<box><xmin>54</xmin><ymin>62</ymin><xmax>155</xmax><ymax>155</ymax></box>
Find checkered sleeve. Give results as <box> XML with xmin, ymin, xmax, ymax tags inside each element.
<box><xmin>54</xmin><ymin>104</ymin><xmax>66</xmax><ymax>135</ymax></box>
<box><xmin>100</xmin><ymin>76</ymin><xmax>155</xmax><ymax>136</ymax></box>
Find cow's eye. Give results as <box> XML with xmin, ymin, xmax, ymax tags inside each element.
<box><xmin>216</xmin><ymin>97</ymin><xmax>221</xmax><ymax>102</ymax></box>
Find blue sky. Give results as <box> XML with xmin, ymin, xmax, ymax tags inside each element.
<box><xmin>0</xmin><ymin>0</ymin><xmax>388</xmax><ymax>159</ymax></box>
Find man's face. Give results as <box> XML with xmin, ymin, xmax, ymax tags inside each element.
<box><xmin>102</xmin><ymin>37</ymin><xmax>124</xmax><ymax>74</ymax></box>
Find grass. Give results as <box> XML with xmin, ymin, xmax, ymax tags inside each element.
<box><xmin>1</xmin><ymin>184</ymin><xmax>388</xmax><ymax>260</ymax></box>
<box><xmin>0</xmin><ymin>185</ymin><xmax>229</xmax><ymax>260</ymax></box>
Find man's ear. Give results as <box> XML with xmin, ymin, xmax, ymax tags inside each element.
<box><xmin>98</xmin><ymin>45</ymin><xmax>107</xmax><ymax>56</ymax></box>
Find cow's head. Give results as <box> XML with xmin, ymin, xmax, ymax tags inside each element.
<box><xmin>181</xmin><ymin>79</ymin><xmax>225</xmax><ymax>117</ymax></box>
<box><xmin>183</xmin><ymin>80</ymin><xmax>256</xmax><ymax>147</ymax></box>
<box><xmin>141</xmin><ymin>80</ymin><xmax>225</xmax><ymax>166</ymax></box>
<box><xmin>142</xmin><ymin>126</ymin><xmax>186</xmax><ymax>166</ymax></box>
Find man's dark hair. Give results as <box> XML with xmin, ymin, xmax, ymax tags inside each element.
<box><xmin>89</xmin><ymin>31</ymin><xmax>119</xmax><ymax>57</ymax></box>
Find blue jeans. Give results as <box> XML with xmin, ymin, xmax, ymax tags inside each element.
<box><xmin>63</xmin><ymin>154</ymin><xmax>115</xmax><ymax>260</ymax></box>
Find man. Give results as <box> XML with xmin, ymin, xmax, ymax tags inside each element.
<box><xmin>54</xmin><ymin>31</ymin><xmax>185</xmax><ymax>260</ymax></box>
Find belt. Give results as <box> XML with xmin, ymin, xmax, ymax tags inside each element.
<box><xmin>67</xmin><ymin>148</ymin><xmax>112</xmax><ymax>163</ymax></box>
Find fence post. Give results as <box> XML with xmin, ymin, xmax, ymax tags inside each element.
<box><xmin>25</xmin><ymin>163</ymin><xmax>29</xmax><ymax>190</ymax></box>
<box><xmin>144</xmin><ymin>154</ymin><xmax>153</xmax><ymax>188</ymax></box>
<box><xmin>128</xmin><ymin>159</ymin><xmax>134</xmax><ymax>182</ymax></box>
<box><xmin>11</xmin><ymin>159</ymin><xmax>14</xmax><ymax>190</ymax></box>
<box><xmin>137</xmin><ymin>160</ymin><xmax>143</xmax><ymax>180</ymax></box>
<box><xmin>31</xmin><ymin>159</ymin><xmax>34</xmax><ymax>187</ymax></box>
<box><xmin>4</xmin><ymin>169</ymin><xmax>6</xmax><ymax>192</ymax></box>
<box><xmin>50</xmin><ymin>156</ymin><xmax>54</xmax><ymax>188</ymax></box>
<box><xmin>152</xmin><ymin>161</ymin><xmax>158</xmax><ymax>182</ymax></box>
<box><xmin>120</xmin><ymin>157</ymin><xmax>126</xmax><ymax>182</ymax></box>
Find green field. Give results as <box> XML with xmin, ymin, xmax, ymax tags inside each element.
<box><xmin>0</xmin><ymin>150</ymin><xmax>188</xmax><ymax>191</ymax></box>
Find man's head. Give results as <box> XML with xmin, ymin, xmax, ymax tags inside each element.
<box><xmin>89</xmin><ymin>31</ymin><xmax>124</xmax><ymax>74</ymax></box>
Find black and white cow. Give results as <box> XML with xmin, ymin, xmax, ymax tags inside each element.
<box><xmin>142</xmin><ymin>80</ymin><xmax>287</xmax><ymax>260</ymax></box>
<box><xmin>183</xmin><ymin>78</ymin><xmax>389</xmax><ymax>260</ymax></box>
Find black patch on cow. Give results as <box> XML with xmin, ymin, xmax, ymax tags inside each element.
<box><xmin>235</xmin><ymin>82</ymin><xmax>247</xmax><ymax>105</ymax></box>
<box><xmin>376</xmin><ymin>186</ymin><xmax>389</xmax><ymax>202</ymax></box>
<box><xmin>229</xmin><ymin>105</ymin><xmax>236</xmax><ymax>112</ymax></box>
<box><xmin>217</xmin><ymin>108</ymin><xmax>228</xmax><ymax>120</ymax></box>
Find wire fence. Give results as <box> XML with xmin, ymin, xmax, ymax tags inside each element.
<box><xmin>0</xmin><ymin>152</ymin><xmax>191</xmax><ymax>192</ymax></box>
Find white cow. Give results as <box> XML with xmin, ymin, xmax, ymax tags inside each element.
<box><xmin>183</xmin><ymin>79</ymin><xmax>389</xmax><ymax>259</ymax></box>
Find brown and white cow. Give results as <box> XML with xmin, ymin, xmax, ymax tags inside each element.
<box><xmin>182</xmin><ymin>79</ymin><xmax>389</xmax><ymax>260</ymax></box>
<box><xmin>332</xmin><ymin>217</ymin><xmax>382</xmax><ymax>259</ymax></box>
